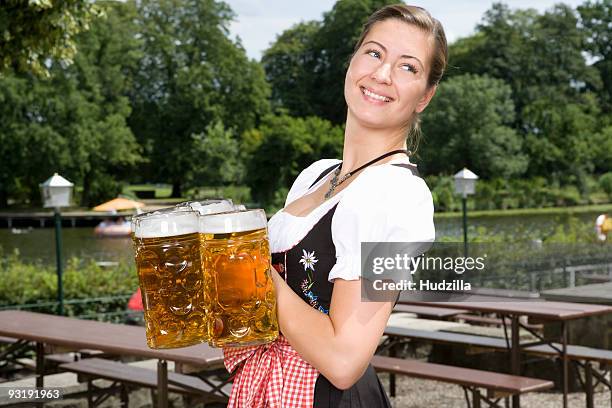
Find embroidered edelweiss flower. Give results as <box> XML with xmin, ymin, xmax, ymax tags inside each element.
<box><xmin>299</xmin><ymin>249</ymin><xmax>318</xmax><ymax>271</ymax></box>
<box><xmin>300</xmin><ymin>279</ymin><xmax>309</xmax><ymax>291</ymax></box>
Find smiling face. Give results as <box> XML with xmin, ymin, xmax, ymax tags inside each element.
<box><xmin>344</xmin><ymin>18</ymin><xmax>436</xmax><ymax>131</ymax></box>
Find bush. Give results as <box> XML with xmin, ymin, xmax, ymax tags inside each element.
<box><xmin>600</xmin><ymin>172</ymin><xmax>612</xmax><ymax>201</ymax></box>
<box><xmin>426</xmin><ymin>175</ymin><xmax>459</xmax><ymax>212</ymax></box>
<box><xmin>0</xmin><ymin>248</ymin><xmax>138</xmax><ymax>318</ymax></box>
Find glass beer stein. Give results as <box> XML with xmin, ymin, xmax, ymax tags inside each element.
<box><xmin>199</xmin><ymin>209</ymin><xmax>279</xmax><ymax>347</ymax></box>
<box><xmin>132</xmin><ymin>207</ymin><xmax>207</xmax><ymax>349</ymax></box>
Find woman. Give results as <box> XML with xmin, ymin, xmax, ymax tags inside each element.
<box><xmin>224</xmin><ymin>4</ymin><xmax>448</xmax><ymax>407</ymax></box>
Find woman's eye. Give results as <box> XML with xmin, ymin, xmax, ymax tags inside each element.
<box><xmin>401</xmin><ymin>64</ymin><xmax>418</xmax><ymax>74</ymax></box>
<box><xmin>366</xmin><ymin>49</ymin><xmax>381</xmax><ymax>59</ymax></box>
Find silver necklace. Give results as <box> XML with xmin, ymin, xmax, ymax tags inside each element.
<box><xmin>324</xmin><ymin>149</ymin><xmax>410</xmax><ymax>199</ymax></box>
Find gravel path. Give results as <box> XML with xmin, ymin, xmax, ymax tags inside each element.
<box><xmin>38</xmin><ymin>373</ymin><xmax>611</xmax><ymax>408</ymax></box>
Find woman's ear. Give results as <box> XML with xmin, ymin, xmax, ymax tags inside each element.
<box><xmin>415</xmin><ymin>85</ymin><xmax>437</xmax><ymax>113</ymax></box>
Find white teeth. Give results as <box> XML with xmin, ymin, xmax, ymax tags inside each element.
<box><xmin>362</xmin><ymin>87</ymin><xmax>391</xmax><ymax>102</ymax></box>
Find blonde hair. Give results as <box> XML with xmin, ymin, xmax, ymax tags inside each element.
<box><xmin>351</xmin><ymin>4</ymin><xmax>448</xmax><ymax>154</ymax></box>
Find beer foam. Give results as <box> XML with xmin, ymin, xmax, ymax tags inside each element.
<box><xmin>135</xmin><ymin>210</ymin><xmax>199</xmax><ymax>238</ymax></box>
<box><xmin>190</xmin><ymin>201</ymin><xmax>235</xmax><ymax>215</ymax></box>
<box><xmin>199</xmin><ymin>209</ymin><xmax>267</xmax><ymax>234</ymax></box>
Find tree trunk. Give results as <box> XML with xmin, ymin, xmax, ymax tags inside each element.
<box><xmin>0</xmin><ymin>188</ymin><xmax>7</xmax><ymax>208</ymax></box>
<box><xmin>171</xmin><ymin>182</ymin><xmax>182</xmax><ymax>198</ymax></box>
<box><xmin>81</xmin><ymin>172</ymin><xmax>91</xmax><ymax>207</ymax></box>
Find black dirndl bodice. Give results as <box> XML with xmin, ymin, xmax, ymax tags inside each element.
<box><xmin>270</xmin><ymin>162</ymin><xmax>418</xmax><ymax>407</ymax></box>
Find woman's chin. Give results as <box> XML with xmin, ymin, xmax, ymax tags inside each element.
<box><xmin>350</xmin><ymin>110</ymin><xmax>394</xmax><ymax>129</ymax></box>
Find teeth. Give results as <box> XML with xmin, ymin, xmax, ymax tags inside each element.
<box><xmin>362</xmin><ymin>87</ymin><xmax>391</xmax><ymax>102</ymax></box>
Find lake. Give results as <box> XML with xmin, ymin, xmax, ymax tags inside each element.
<box><xmin>0</xmin><ymin>209</ymin><xmax>605</xmax><ymax>265</ymax></box>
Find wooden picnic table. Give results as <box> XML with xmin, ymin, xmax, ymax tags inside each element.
<box><xmin>398</xmin><ymin>295</ymin><xmax>612</xmax><ymax>408</ymax></box>
<box><xmin>0</xmin><ymin>310</ymin><xmax>224</xmax><ymax>408</ymax></box>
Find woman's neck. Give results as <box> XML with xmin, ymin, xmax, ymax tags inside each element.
<box><xmin>340</xmin><ymin>111</ymin><xmax>408</xmax><ymax>175</ymax></box>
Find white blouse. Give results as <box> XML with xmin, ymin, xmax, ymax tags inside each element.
<box><xmin>268</xmin><ymin>158</ymin><xmax>435</xmax><ymax>282</ymax></box>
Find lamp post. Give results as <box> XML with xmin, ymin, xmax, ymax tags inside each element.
<box><xmin>40</xmin><ymin>174</ymin><xmax>74</xmax><ymax>316</ymax></box>
<box><xmin>454</xmin><ymin>168</ymin><xmax>478</xmax><ymax>258</ymax></box>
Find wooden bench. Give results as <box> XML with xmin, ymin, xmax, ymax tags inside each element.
<box><xmin>0</xmin><ymin>336</ymin><xmax>17</xmax><ymax>345</ymax></box>
<box><xmin>453</xmin><ymin>314</ymin><xmax>544</xmax><ymax>331</ymax></box>
<box><xmin>384</xmin><ymin>325</ymin><xmax>612</xmax><ymax>407</ymax></box>
<box><xmin>386</xmin><ymin>325</ymin><xmax>612</xmax><ymax>363</ymax></box>
<box><xmin>523</xmin><ymin>343</ymin><xmax>612</xmax><ymax>408</ymax></box>
<box><xmin>60</xmin><ymin>358</ymin><xmax>229</xmax><ymax>407</ymax></box>
<box><xmin>372</xmin><ymin>355</ymin><xmax>553</xmax><ymax>408</ymax></box>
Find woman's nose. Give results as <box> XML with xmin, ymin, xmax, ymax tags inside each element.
<box><xmin>371</xmin><ymin>63</ymin><xmax>392</xmax><ymax>84</ymax></box>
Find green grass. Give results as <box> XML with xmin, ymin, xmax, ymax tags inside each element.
<box><xmin>435</xmin><ymin>203</ymin><xmax>612</xmax><ymax>219</ymax></box>
<box><xmin>122</xmin><ymin>184</ymin><xmax>173</xmax><ymax>199</ymax></box>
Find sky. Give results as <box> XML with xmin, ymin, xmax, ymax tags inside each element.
<box><xmin>224</xmin><ymin>0</ymin><xmax>586</xmax><ymax>61</ymax></box>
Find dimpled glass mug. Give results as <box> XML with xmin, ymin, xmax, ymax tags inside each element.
<box><xmin>131</xmin><ymin>200</ymin><xmax>235</xmax><ymax>349</ymax></box>
<box><xmin>199</xmin><ymin>209</ymin><xmax>279</xmax><ymax>347</ymax></box>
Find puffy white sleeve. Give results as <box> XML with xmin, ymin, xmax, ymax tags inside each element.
<box><xmin>328</xmin><ymin>165</ymin><xmax>435</xmax><ymax>281</ymax></box>
<box><xmin>285</xmin><ymin>159</ymin><xmax>341</xmax><ymax>207</ymax></box>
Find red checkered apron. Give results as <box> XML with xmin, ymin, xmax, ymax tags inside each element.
<box><xmin>223</xmin><ymin>334</ymin><xmax>319</xmax><ymax>407</ymax></box>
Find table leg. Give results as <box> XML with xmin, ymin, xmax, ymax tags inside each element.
<box><xmin>157</xmin><ymin>359</ymin><xmax>168</xmax><ymax>408</ymax></box>
<box><xmin>472</xmin><ymin>389</ymin><xmax>482</xmax><ymax>408</ymax></box>
<box><xmin>35</xmin><ymin>342</ymin><xmax>44</xmax><ymax>408</ymax></box>
<box><xmin>561</xmin><ymin>322</ymin><xmax>568</xmax><ymax>408</ymax></box>
<box><xmin>510</xmin><ymin>316</ymin><xmax>520</xmax><ymax>408</ymax></box>
<box><xmin>585</xmin><ymin>362</ymin><xmax>594</xmax><ymax>408</ymax></box>
<box><xmin>389</xmin><ymin>342</ymin><xmax>397</xmax><ymax>397</ymax></box>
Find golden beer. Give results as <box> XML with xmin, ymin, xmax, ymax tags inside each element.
<box><xmin>199</xmin><ymin>209</ymin><xmax>279</xmax><ymax>347</ymax></box>
<box><xmin>132</xmin><ymin>208</ymin><xmax>207</xmax><ymax>349</ymax></box>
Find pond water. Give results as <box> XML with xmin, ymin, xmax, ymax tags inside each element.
<box><xmin>0</xmin><ymin>209</ymin><xmax>606</xmax><ymax>265</ymax></box>
<box><xmin>0</xmin><ymin>228</ymin><xmax>134</xmax><ymax>265</ymax></box>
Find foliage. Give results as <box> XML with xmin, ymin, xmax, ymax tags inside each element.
<box><xmin>449</xmin><ymin>3</ymin><xmax>600</xmax><ymax>113</ymax></box>
<box><xmin>0</xmin><ymin>1</ymin><xmax>142</xmax><ymax>207</ymax></box>
<box><xmin>578</xmin><ymin>0</ymin><xmax>612</xmax><ymax>112</ymax></box>
<box><xmin>425</xmin><ymin>174</ymin><xmax>608</xmax><ymax>213</ymax></box>
<box><xmin>438</xmin><ymin>1</ymin><xmax>610</xmax><ymax>196</ymax></box>
<box><xmin>243</xmin><ymin>113</ymin><xmax>344</xmax><ymax>206</ymax></box>
<box><xmin>128</xmin><ymin>0</ymin><xmax>271</xmax><ymax>198</ymax></box>
<box><xmin>600</xmin><ymin>172</ymin><xmax>612</xmax><ymax>200</ymax></box>
<box><xmin>189</xmin><ymin>121</ymin><xmax>244</xmax><ymax>189</ymax></box>
<box><xmin>261</xmin><ymin>21</ymin><xmax>321</xmax><ymax>117</ymax></box>
<box><xmin>1</xmin><ymin>0</ymin><xmax>611</xmax><ymax>213</ymax></box>
<box><xmin>420</xmin><ymin>74</ymin><xmax>527</xmax><ymax>179</ymax></box>
<box><xmin>0</xmin><ymin>248</ymin><xmax>138</xmax><ymax>317</ymax></box>
<box><xmin>0</xmin><ymin>0</ymin><xmax>103</xmax><ymax>77</ymax></box>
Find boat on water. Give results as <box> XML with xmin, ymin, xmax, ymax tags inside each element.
<box><xmin>94</xmin><ymin>219</ymin><xmax>131</xmax><ymax>237</ymax></box>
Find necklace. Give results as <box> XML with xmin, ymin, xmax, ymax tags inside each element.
<box><xmin>324</xmin><ymin>149</ymin><xmax>410</xmax><ymax>199</ymax></box>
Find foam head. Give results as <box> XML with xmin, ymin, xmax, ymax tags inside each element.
<box><xmin>175</xmin><ymin>199</ymin><xmax>236</xmax><ymax>215</ymax></box>
<box><xmin>177</xmin><ymin>199</ymin><xmax>233</xmax><ymax>209</ymax></box>
<box><xmin>199</xmin><ymin>209</ymin><xmax>267</xmax><ymax>234</ymax></box>
<box><xmin>134</xmin><ymin>207</ymin><xmax>199</xmax><ymax>238</ymax></box>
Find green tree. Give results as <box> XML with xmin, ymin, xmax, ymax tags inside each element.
<box><xmin>244</xmin><ymin>114</ymin><xmax>344</xmax><ymax>207</ymax></box>
<box><xmin>0</xmin><ymin>1</ymin><xmax>142</xmax><ymax>207</ymax></box>
<box><xmin>450</xmin><ymin>3</ymin><xmax>600</xmax><ymax>118</ymax></box>
<box><xmin>261</xmin><ymin>21</ymin><xmax>321</xmax><ymax>117</ymax></box>
<box><xmin>600</xmin><ymin>172</ymin><xmax>612</xmax><ymax>200</ymax></box>
<box><xmin>578</xmin><ymin>0</ymin><xmax>612</xmax><ymax>112</ymax></box>
<box><xmin>129</xmin><ymin>0</ymin><xmax>270</xmax><ymax>197</ymax></box>
<box><xmin>0</xmin><ymin>0</ymin><xmax>102</xmax><ymax>77</ymax></box>
<box><xmin>420</xmin><ymin>74</ymin><xmax>527</xmax><ymax>179</ymax></box>
<box><xmin>189</xmin><ymin>121</ymin><xmax>244</xmax><ymax>189</ymax></box>
<box><xmin>63</xmin><ymin>1</ymin><xmax>142</xmax><ymax>206</ymax></box>
<box><xmin>522</xmin><ymin>93</ymin><xmax>601</xmax><ymax>193</ymax></box>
